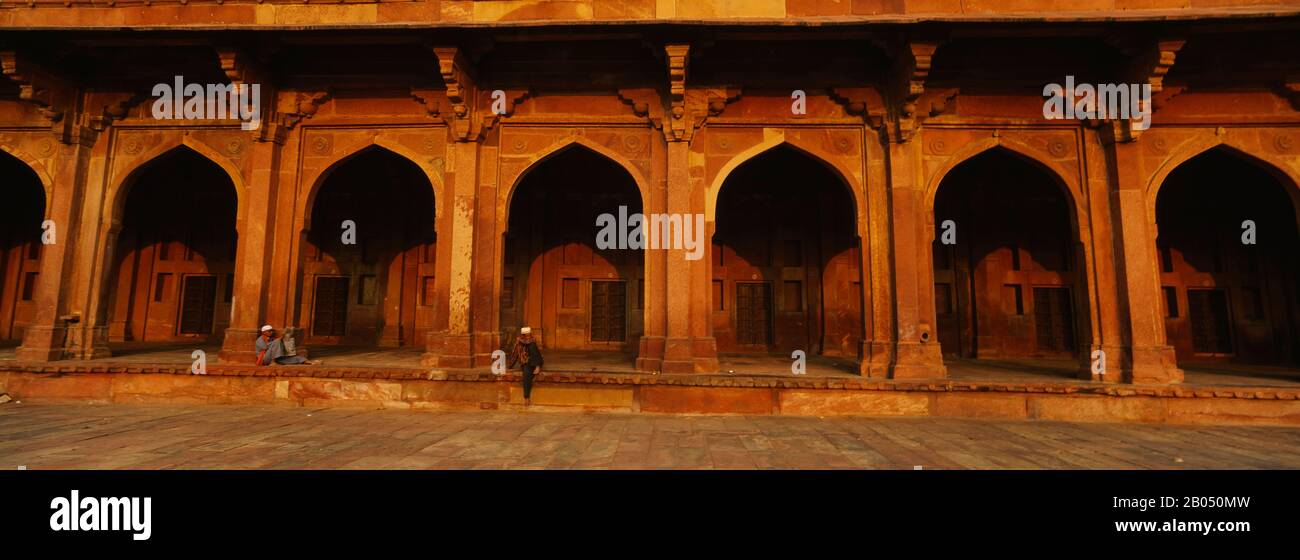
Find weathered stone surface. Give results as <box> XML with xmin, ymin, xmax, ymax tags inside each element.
<box><xmin>1166</xmin><ymin>398</ymin><xmax>1300</xmax><ymax>426</ymax></box>
<box><xmin>507</xmin><ymin>384</ymin><xmax>635</xmax><ymax>408</ymax></box>
<box><xmin>3</xmin><ymin>374</ymin><xmax>114</xmax><ymax>402</ymax></box>
<box><xmin>780</xmin><ymin>390</ymin><xmax>931</xmax><ymax>416</ymax></box>
<box><xmin>933</xmin><ymin>393</ymin><xmax>1029</xmax><ymax>419</ymax></box>
<box><xmin>2</xmin><ymin>369</ymin><xmax>1300</xmax><ymax>425</ymax></box>
<box><xmin>1028</xmin><ymin>395</ymin><xmax>1167</xmax><ymax>424</ymax></box>
<box><xmin>9</xmin><ymin>402</ymin><xmax>1300</xmax><ymax>469</ymax></box>
<box><xmin>287</xmin><ymin>379</ymin><xmax>403</xmax><ymax>406</ymax></box>
<box><xmin>640</xmin><ymin>387</ymin><xmax>776</xmax><ymax>414</ymax></box>
<box><xmin>401</xmin><ymin>380</ymin><xmax>505</xmax><ymax>404</ymax></box>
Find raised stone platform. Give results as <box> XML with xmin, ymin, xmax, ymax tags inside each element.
<box><xmin>2</xmin><ymin>361</ymin><xmax>1298</xmax><ymax>427</ymax></box>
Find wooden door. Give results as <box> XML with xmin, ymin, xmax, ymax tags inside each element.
<box><xmin>313</xmin><ymin>276</ymin><xmax>350</xmax><ymax>337</ymax></box>
<box><xmin>1187</xmin><ymin>288</ymin><xmax>1233</xmax><ymax>355</ymax></box>
<box><xmin>590</xmin><ymin>280</ymin><xmax>626</xmax><ymax>342</ymax></box>
<box><xmin>735</xmin><ymin>282</ymin><xmax>772</xmax><ymax>347</ymax></box>
<box><xmin>1032</xmin><ymin>287</ymin><xmax>1075</xmax><ymax>353</ymax></box>
<box><xmin>178</xmin><ymin>275</ymin><xmax>217</xmax><ymax>335</ymax></box>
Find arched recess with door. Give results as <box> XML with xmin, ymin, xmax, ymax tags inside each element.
<box><xmin>105</xmin><ymin>146</ymin><xmax>241</xmax><ymax>343</ymax></box>
<box><xmin>500</xmin><ymin>143</ymin><xmax>647</xmax><ymax>355</ymax></box>
<box><xmin>1151</xmin><ymin>145</ymin><xmax>1300</xmax><ymax>370</ymax></box>
<box><xmin>0</xmin><ymin>148</ymin><xmax>49</xmax><ymax>342</ymax></box>
<box><xmin>928</xmin><ymin>146</ymin><xmax>1092</xmax><ymax>366</ymax></box>
<box><xmin>710</xmin><ymin>143</ymin><xmax>863</xmax><ymax>358</ymax></box>
<box><xmin>295</xmin><ymin>146</ymin><xmax>438</xmax><ymax>347</ymax></box>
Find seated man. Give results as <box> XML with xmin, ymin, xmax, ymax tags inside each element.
<box><xmin>255</xmin><ymin>325</ymin><xmax>320</xmax><ymax>366</ymax></box>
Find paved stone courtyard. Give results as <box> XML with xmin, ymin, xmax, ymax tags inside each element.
<box><xmin>3</xmin><ymin>403</ymin><xmax>1300</xmax><ymax>469</ymax></box>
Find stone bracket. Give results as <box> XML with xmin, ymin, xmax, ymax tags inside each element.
<box><xmin>617</xmin><ymin>88</ymin><xmax>653</xmax><ymax>118</ymax></box>
<box><xmin>882</xmin><ymin>38</ymin><xmax>949</xmax><ymax>143</ymax></box>
<box><xmin>664</xmin><ymin>43</ymin><xmax>692</xmax><ymax>142</ymax></box>
<box><xmin>432</xmin><ymin>45</ymin><xmax>484</xmax><ymax>142</ymax></box>
<box><xmin>0</xmin><ymin>50</ymin><xmax>97</xmax><ymax>145</ymax></box>
<box><xmin>410</xmin><ymin>86</ymin><xmax>443</xmax><ymax>118</ymax></box>
<box><xmin>656</xmin><ymin>43</ymin><xmax>739</xmax><ymax>143</ymax></box>
<box><xmin>479</xmin><ymin>87</ymin><xmax>532</xmax><ymax>133</ymax></box>
<box><xmin>705</xmin><ymin>86</ymin><xmax>742</xmax><ymax>117</ymax></box>
<box><xmin>1108</xmin><ymin>38</ymin><xmax>1187</xmax><ymax>143</ymax></box>
<box><xmin>617</xmin><ymin>87</ymin><xmax>667</xmax><ymax>135</ymax></box>
<box><xmin>216</xmin><ymin>45</ymin><xmax>299</xmax><ymax>143</ymax></box>
<box><xmin>278</xmin><ymin>90</ymin><xmax>331</xmax><ymax>130</ymax></box>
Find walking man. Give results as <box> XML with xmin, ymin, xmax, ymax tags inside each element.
<box><xmin>508</xmin><ymin>326</ymin><xmax>544</xmax><ymax>406</ymax></box>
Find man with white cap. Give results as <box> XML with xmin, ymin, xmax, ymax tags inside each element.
<box><xmin>507</xmin><ymin>326</ymin><xmax>544</xmax><ymax>406</ymax></box>
<box><xmin>255</xmin><ymin>325</ymin><xmax>319</xmax><ymax>366</ymax></box>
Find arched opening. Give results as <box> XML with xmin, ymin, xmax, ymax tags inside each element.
<box><xmin>1155</xmin><ymin>148</ymin><xmax>1300</xmax><ymax>380</ymax></box>
<box><xmin>932</xmin><ymin>148</ymin><xmax>1086</xmax><ymax>376</ymax></box>
<box><xmin>0</xmin><ymin>151</ymin><xmax>46</xmax><ymax>345</ymax></box>
<box><xmin>712</xmin><ymin>145</ymin><xmax>862</xmax><ymax>372</ymax></box>
<box><xmin>297</xmin><ymin>147</ymin><xmax>436</xmax><ymax>349</ymax></box>
<box><xmin>501</xmin><ymin>145</ymin><xmax>644</xmax><ymax>366</ymax></box>
<box><xmin>107</xmin><ymin>147</ymin><xmax>238</xmax><ymax>345</ymax></box>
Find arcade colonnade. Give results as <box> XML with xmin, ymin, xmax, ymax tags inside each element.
<box><xmin>2</xmin><ymin>29</ymin><xmax>1298</xmax><ymax>386</ymax></box>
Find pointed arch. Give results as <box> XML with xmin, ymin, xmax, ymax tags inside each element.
<box><xmin>499</xmin><ymin>135</ymin><xmax>647</xmax><ymax>352</ymax></box>
<box><xmin>0</xmin><ymin>144</ymin><xmax>54</xmax><ymax>212</ymax></box>
<box><xmin>926</xmin><ymin>139</ymin><xmax>1095</xmax><ymax>364</ymax></box>
<box><xmin>109</xmin><ymin>141</ymin><xmax>246</xmax><ymax>234</ymax></box>
<box><xmin>300</xmin><ymin>142</ymin><xmax>442</xmax><ymax>233</ymax></box>
<box><xmin>922</xmin><ymin>137</ymin><xmax>1086</xmax><ymax>237</ymax></box>
<box><xmin>705</xmin><ymin>133</ymin><xmax>863</xmax><ymax>231</ymax></box>
<box><xmin>1150</xmin><ymin>138</ymin><xmax>1300</xmax><ymax>368</ymax></box>
<box><xmin>502</xmin><ymin>135</ymin><xmax>651</xmax><ymax>229</ymax></box>
<box><xmin>102</xmin><ymin>142</ymin><xmax>243</xmax><ymax>343</ymax></box>
<box><xmin>1147</xmin><ymin>138</ymin><xmax>1300</xmax><ymax>228</ymax></box>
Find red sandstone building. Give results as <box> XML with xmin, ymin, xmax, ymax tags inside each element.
<box><xmin>1</xmin><ymin>1</ymin><xmax>1298</xmax><ymax>387</ymax></box>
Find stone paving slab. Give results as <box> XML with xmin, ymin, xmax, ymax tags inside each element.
<box><xmin>3</xmin><ymin>402</ymin><xmax>1300</xmax><ymax>470</ymax></box>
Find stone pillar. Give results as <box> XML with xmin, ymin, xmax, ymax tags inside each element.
<box><xmin>1105</xmin><ymin>139</ymin><xmax>1182</xmax><ymax>383</ymax></box>
<box><xmin>468</xmin><ymin>135</ymin><xmax>501</xmax><ymax>365</ymax></box>
<box><xmin>636</xmin><ymin>143</ymin><xmax>667</xmax><ymax>372</ymax></box>
<box><xmin>659</xmin><ymin>139</ymin><xmax>718</xmax><ymax>373</ymax></box>
<box><xmin>424</xmin><ymin>140</ymin><xmax>480</xmax><ymax>368</ymax></box>
<box><xmin>860</xmin><ymin>133</ymin><xmax>894</xmax><ymax>377</ymax></box>
<box><xmin>219</xmin><ymin>138</ymin><xmax>282</xmax><ymax>363</ymax></box>
<box><xmin>1081</xmin><ymin>135</ymin><xmax>1127</xmax><ymax>382</ymax></box>
<box><xmin>17</xmin><ymin>137</ymin><xmax>98</xmax><ymax>361</ymax></box>
<box><xmin>884</xmin><ymin>137</ymin><xmax>946</xmax><ymax>379</ymax></box>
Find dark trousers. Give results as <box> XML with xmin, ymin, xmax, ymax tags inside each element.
<box><xmin>522</xmin><ymin>364</ymin><xmax>538</xmax><ymax>399</ymax></box>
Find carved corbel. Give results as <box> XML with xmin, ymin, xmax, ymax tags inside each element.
<box><xmin>89</xmin><ymin>91</ymin><xmax>148</xmax><ymax>132</ymax></box>
<box><xmin>432</xmin><ymin>46</ymin><xmax>481</xmax><ymax>142</ymax></box>
<box><xmin>215</xmin><ymin>45</ymin><xmax>285</xmax><ymax>142</ymax></box>
<box><xmin>277</xmin><ymin>90</ymin><xmax>330</xmax><ymax>130</ymax></box>
<box><xmin>216</xmin><ymin>46</ymin><xmax>269</xmax><ymax>87</ymax></box>
<box><xmin>617</xmin><ymin>88</ymin><xmax>656</xmax><ymax>119</ymax></box>
<box><xmin>1109</xmin><ymin>38</ymin><xmax>1186</xmax><ymax>143</ymax></box>
<box><xmin>885</xmin><ymin>39</ymin><xmax>944</xmax><ymax>143</ymax></box>
<box><xmin>706</xmin><ymin>86</ymin><xmax>742</xmax><ymax>117</ymax></box>
<box><xmin>0</xmin><ymin>50</ymin><xmax>90</xmax><ymax>145</ymax></box>
<box><xmin>480</xmin><ymin>87</ymin><xmax>532</xmax><ymax>133</ymax></box>
<box><xmin>829</xmin><ymin>86</ymin><xmax>888</xmax><ymax>129</ymax></box>
<box><xmin>410</xmin><ymin>87</ymin><xmax>443</xmax><ymax>118</ymax></box>
<box><xmin>664</xmin><ymin>43</ymin><xmax>691</xmax><ymax>142</ymax></box>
